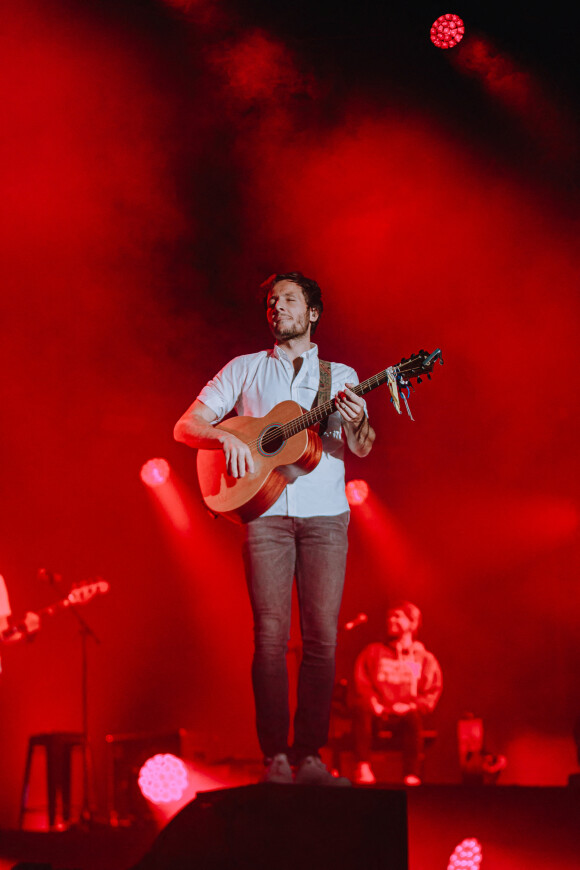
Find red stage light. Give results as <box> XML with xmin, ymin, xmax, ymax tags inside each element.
<box><xmin>138</xmin><ymin>753</ymin><xmax>189</xmax><ymax>804</ymax></box>
<box><xmin>140</xmin><ymin>458</ymin><xmax>170</xmax><ymax>487</ymax></box>
<box><xmin>447</xmin><ymin>837</ymin><xmax>482</xmax><ymax>870</ymax></box>
<box><xmin>346</xmin><ymin>479</ymin><xmax>369</xmax><ymax>506</ymax></box>
<box><xmin>430</xmin><ymin>14</ymin><xmax>465</xmax><ymax>49</ymax></box>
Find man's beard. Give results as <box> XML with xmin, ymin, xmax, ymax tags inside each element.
<box><xmin>271</xmin><ymin>313</ymin><xmax>311</xmax><ymax>341</ymax></box>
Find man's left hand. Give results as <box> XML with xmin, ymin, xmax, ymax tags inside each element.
<box><xmin>335</xmin><ymin>384</ymin><xmax>365</xmax><ymax>425</ymax></box>
<box><xmin>338</xmin><ymin>383</ymin><xmax>375</xmax><ymax>458</ymax></box>
<box><xmin>23</xmin><ymin>612</ymin><xmax>40</xmax><ymax>635</ymax></box>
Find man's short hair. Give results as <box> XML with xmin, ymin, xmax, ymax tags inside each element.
<box><xmin>389</xmin><ymin>601</ymin><xmax>422</xmax><ymax>635</ymax></box>
<box><xmin>260</xmin><ymin>271</ymin><xmax>324</xmax><ymax>335</ymax></box>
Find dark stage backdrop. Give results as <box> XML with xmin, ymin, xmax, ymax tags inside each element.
<box><xmin>1</xmin><ymin>0</ymin><xmax>579</xmax><ymax>826</ymax></box>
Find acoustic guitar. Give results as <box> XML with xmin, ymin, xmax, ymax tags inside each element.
<box><xmin>197</xmin><ymin>349</ymin><xmax>442</xmax><ymax>524</ymax></box>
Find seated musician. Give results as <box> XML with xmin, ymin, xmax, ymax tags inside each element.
<box><xmin>352</xmin><ymin>601</ymin><xmax>442</xmax><ymax>785</ymax></box>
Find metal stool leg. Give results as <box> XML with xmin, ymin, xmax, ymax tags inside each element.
<box><xmin>19</xmin><ymin>740</ymin><xmax>35</xmax><ymax>829</ymax></box>
<box><xmin>46</xmin><ymin>742</ymin><xmax>60</xmax><ymax>829</ymax></box>
<box><xmin>62</xmin><ymin>745</ymin><xmax>73</xmax><ymax>824</ymax></box>
<box><xmin>20</xmin><ymin>733</ymin><xmax>85</xmax><ymax>829</ymax></box>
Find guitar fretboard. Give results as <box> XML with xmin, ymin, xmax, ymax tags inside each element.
<box><xmin>279</xmin><ymin>367</ymin><xmax>395</xmax><ymax>440</ymax></box>
<box><xmin>250</xmin><ymin>349</ymin><xmax>440</xmax><ymax>450</ymax></box>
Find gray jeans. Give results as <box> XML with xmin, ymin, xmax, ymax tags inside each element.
<box><xmin>242</xmin><ymin>513</ymin><xmax>349</xmax><ymax>762</ymax></box>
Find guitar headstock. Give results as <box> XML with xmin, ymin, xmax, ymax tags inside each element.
<box><xmin>397</xmin><ymin>348</ymin><xmax>443</xmax><ymax>383</ymax></box>
<box><xmin>68</xmin><ymin>579</ymin><xmax>110</xmax><ymax>606</ymax></box>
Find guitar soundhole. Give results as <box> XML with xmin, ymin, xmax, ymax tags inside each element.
<box><xmin>258</xmin><ymin>425</ymin><xmax>285</xmax><ymax>456</ymax></box>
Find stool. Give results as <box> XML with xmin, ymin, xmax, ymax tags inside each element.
<box><xmin>19</xmin><ymin>732</ymin><xmax>85</xmax><ymax>829</ymax></box>
<box><xmin>372</xmin><ymin>724</ymin><xmax>437</xmax><ymax>777</ymax></box>
<box><xmin>327</xmin><ymin>714</ymin><xmax>437</xmax><ymax>780</ymax></box>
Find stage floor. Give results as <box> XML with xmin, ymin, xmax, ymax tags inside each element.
<box><xmin>1</xmin><ymin>784</ymin><xmax>578</xmax><ymax>870</ymax></box>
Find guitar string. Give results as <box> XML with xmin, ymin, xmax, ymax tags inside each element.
<box><xmin>245</xmin><ymin>373</ymin><xmax>382</xmax><ymax>451</ymax></box>
<box><xmin>246</xmin><ymin>367</ymin><xmax>392</xmax><ymax>452</ymax></box>
<box><xmin>244</xmin><ymin>355</ymin><xmax>433</xmax><ymax>452</ymax></box>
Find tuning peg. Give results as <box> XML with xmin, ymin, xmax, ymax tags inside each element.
<box><xmin>427</xmin><ymin>373</ymin><xmax>431</xmax><ymax>380</ymax></box>
<box><xmin>417</xmin><ymin>376</ymin><xmax>422</xmax><ymax>384</ymax></box>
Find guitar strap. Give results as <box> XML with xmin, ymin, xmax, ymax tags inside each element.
<box><xmin>315</xmin><ymin>359</ymin><xmax>332</xmax><ymax>436</ymax></box>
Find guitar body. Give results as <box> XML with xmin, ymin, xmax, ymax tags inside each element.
<box><xmin>196</xmin><ymin>400</ymin><xmax>323</xmax><ymax>524</ymax></box>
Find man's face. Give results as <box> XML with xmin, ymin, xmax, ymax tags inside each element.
<box><xmin>266</xmin><ymin>280</ymin><xmax>318</xmax><ymax>341</ymax></box>
<box><xmin>386</xmin><ymin>608</ymin><xmax>413</xmax><ymax>639</ymax></box>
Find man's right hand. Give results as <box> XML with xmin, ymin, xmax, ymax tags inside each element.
<box><xmin>370</xmin><ymin>696</ymin><xmax>385</xmax><ymax>716</ymax></box>
<box><xmin>392</xmin><ymin>702</ymin><xmax>413</xmax><ymax>715</ymax></box>
<box><xmin>174</xmin><ymin>400</ymin><xmax>255</xmax><ymax>479</ymax></box>
<box><xmin>217</xmin><ymin>431</ymin><xmax>255</xmax><ymax>478</ymax></box>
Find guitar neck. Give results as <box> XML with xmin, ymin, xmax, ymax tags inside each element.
<box><xmin>0</xmin><ymin>581</ymin><xmax>108</xmax><ymax>643</ymax></box>
<box><xmin>281</xmin><ymin>367</ymin><xmax>394</xmax><ymax>439</ymax></box>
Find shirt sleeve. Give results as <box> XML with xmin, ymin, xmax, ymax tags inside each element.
<box><xmin>416</xmin><ymin>651</ymin><xmax>443</xmax><ymax>713</ymax></box>
<box><xmin>0</xmin><ymin>576</ymin><xmax>12</xmax><ymax>618</ymax></box>
<box><xmin>196</xmin><ymin>357</ymin><xmax>245</xmax><ymax>423</ymax></box>
<box><xmin>353</xmin><ymin>643</ymin><xmax>381</xmax><ymax>707</ymax></box>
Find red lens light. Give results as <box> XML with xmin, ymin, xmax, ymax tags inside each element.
<box><xmin>346</xmin><ymin>479</ymin><xmax>369</xmax><ymax>506</ymax></box>
<box><xmin>138</xmin><ymin>753</ymin><xmax>189</xmax><ymax>804</ymax></box>
<box><xmin>140</xmin><ymin>458</ymin><xmax>170</xmax><ymax>487</ymax></box>
<box><xmin>430</xmin><ymin>13</ymin><xmax>465</xmax><ymax>49</ymax></box>
<box><xmin>447</xmin><ymin>837</ymin><xmax>483</xmax><ymax>870</ymax></box>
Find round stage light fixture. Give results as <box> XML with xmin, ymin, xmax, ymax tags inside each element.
<box><xmin>138</xmin><ymin>753</ymin><xmax>189</xmax><ymax>804</ymax></box>
<box><xmin>346</xmin><ymin>479</ymin><xmax>369</xmax><ymax>506</ymax></box>
<box><xmin>447</xmin><ymin>837</ymin><xmax>482</xmax><ymax>870</ymax></box>
<box><xmin>430</xmin><ymin>13</ymin><xmax>465</xmax><ymax>49</ymax></box>
<box><xmin>140</xmin><ymin>457</ymin><xmax>170</xmax><ymax>487</ymax></box>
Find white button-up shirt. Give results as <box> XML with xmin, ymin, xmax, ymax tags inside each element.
<box><xmin>197</xmin><ymin>343</ymin><xmax>363</xmax><ymax>517</ymax></box>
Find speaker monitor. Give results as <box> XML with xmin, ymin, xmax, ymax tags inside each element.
<box><xmin>131</xmin><ymin>783</ymin><xmax>408</xmax><ymax>870</ymax></box>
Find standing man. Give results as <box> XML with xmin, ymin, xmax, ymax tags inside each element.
<box><xmin>352</xmin><ymin>601</ymin><xmax>442</xmax><ymax>785</ymax></box>
<box><xmin>174</xmin><ymin>272</ymin><xmax>375</xmax><ymax>784</ymax></box>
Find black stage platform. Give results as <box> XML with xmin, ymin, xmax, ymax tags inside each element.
<box><xmin>1</xmin><ymin>785</ymin><xmax>578</xmax><ymax>870</ymax></box>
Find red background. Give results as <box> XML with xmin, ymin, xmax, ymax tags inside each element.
<box><xmin>0</xmin><ymin>0</ymin><xmax>578</xmax><ymax>825</ymax></box>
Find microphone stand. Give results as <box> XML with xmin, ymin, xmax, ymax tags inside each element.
<box><xmin>333</xmin><ymin>614</ymin><xmax>368</xmax><ymax>710</ymax></box>
<box><xmin>71</xmin><ymin>605</ymin><xmax>101</xmax><ymax>827</ymax></box>
<box><xmin>46</xmin><ymin>573</ymin><xmax>101</xmax><ymax>828</ymax></box>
